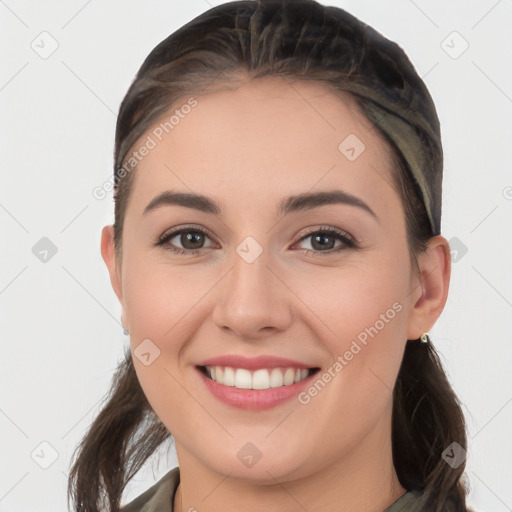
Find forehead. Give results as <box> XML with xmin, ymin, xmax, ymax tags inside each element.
<box><xmin>125</xmin><ymin>76</ymin><xmax>396</xmax><ymax>218</ymax></box>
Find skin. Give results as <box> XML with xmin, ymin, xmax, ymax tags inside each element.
<box><xmin>101</xmin><ymin>75</ymin><xmax>451</xmax><ymax>512</ymax></box>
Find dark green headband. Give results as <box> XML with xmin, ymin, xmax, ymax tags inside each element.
<box><xmin>341</xmin><ymin>30</ymin><xmax>444</xmax><ymax>236</ymax></box>
<box><xmin>360</xmin><ymin>97</ymin><xmax>442</xmax><ymax>237</ymax></box>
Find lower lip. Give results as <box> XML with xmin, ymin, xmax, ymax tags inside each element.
<box><xmin>197</xmin><ymin>368</ymin><xmax>315</xmax><ymax>410</ymax></box>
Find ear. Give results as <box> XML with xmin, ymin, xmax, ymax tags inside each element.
<box><xmin>101</xmin><ymin>225</ymin><xmax>127</xmax><ymax>329</ymax></box>
<box><xmin>406</xmin><ymin>235</ymin><xmax>451</xmax><ymax>340</ymax></box>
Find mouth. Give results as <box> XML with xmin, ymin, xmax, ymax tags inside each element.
<box><xmin>197</xmin><ymin>365</ymin><xmax>321</xmax><ymax>390</ymax></box>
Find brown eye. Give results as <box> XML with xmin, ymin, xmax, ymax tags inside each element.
<box><xmin>295</xmin><ymin>227</ymin><xmax>356</xmax><ymax>256</ymax></box>
<box><xmin>308</xmin><ymin>232</ymin><xmax>338</xmax><ymax>251</ymax></box>
<box><xmin>155</xmin><ymin>226</ymin><xmax>216</xmax><ymax>254</ymax></box>
<box><xmin>175</xmin><ymin>231</ymin><xmax>206</xmax><ymax>250</ymax></box>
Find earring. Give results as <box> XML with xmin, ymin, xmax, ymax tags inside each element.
<box><xmin>122</xmin><ymin>326</ymin><xmax>130</xmax><ymax>336</ymax></box>
<box><xmin>420</xmin><ymin>332</ymin><xmax>430</xmax><ymax>344</ymax></box>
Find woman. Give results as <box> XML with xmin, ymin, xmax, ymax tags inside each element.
<box><xmin>68</xmin><ymin>1</ymin><xmax>472</xmax><ymax>511</ymax></box>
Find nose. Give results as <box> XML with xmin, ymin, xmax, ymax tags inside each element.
<box><xmin>211</xmin><ymin>247</ymin><xmax>293</xmax><ymax>340</ymax></box>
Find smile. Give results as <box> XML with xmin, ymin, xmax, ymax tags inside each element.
<box><xmin>200</xmin><ymin>365</ymin><xmax>316</xmax><ymax>390</ymax></box>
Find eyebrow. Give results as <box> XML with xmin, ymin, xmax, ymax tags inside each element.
<box><xmin>142</xmin><ymin>189</ymin><xmax>377</xmax><ymax>220</ymax></box>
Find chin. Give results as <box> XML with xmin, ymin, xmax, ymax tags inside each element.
<box><xmin>199</xmin><ymin>443</ymin><xmax>314</xmax><ymax>484</ymax></box>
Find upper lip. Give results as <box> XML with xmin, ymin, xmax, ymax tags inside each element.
<box><xmin>196</xmin><ymin>355</ymin><xmax>317</xmax><ymax>370</ymax></box>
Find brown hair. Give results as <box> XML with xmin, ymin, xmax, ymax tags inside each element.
<box><xmin>67</xmin><ymin>1</ymin><xmax>471</xmax><ymax>510</ymax></box>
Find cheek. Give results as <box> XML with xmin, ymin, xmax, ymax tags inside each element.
<box><xmin>122</xmin><ymin>254</ymin><xmax>211</xmax><ymax>342</ymax></box>
<box><xmin>122</xmin><ymin>260</ymin><xmax>201</xmax><ymax>425</ymax></box>
<box><xmin>294</xmin><ymin>253</ymin><xmax>410</xmax><ymax>350</ymax></box>
<box><xmin>292</xmin><ymin>250</ymin><xmax>410</xmax><ymax>404</ymax></box>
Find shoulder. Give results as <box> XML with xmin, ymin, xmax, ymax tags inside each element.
<box><xmin>120</xmin><ymin>466</ymin><xmax>180</xmax><ymax>512</ymax></box>
<box><xmin>385</xmin><ymin>490</ymin><xmax>478</xmax><ymax>512</ymax></box>
<box><xmin>384</xmin><ymin>490</ymin><xmax>423</xmax><ymax>511</ymax></box>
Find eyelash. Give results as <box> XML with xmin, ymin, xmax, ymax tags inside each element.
<box><xmin>154</xmin><ymin>224</ymin><xmax>357</xmax><ymax>257</ymax></box>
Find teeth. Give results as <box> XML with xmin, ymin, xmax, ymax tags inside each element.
<box><xmin>223</xmin><ymin>366</ymin><xmax>235</xmax><ymax>386</ymax></box>
<box><xmin>205</xmin><ymin>366</ymin><xmax>312</xmax><ymax>390</ymax></box>
<box><xmin>270</xmin><ymin>368</ymin><xmax>284</xmax><ymax>388</ymax></box>
<box><xmin>283</xmin><ymin>368</ymin><xmax>295</xmax><ymax>385</ymax></box>
<box><xmin>235</xmin><ymin>368</ymin><xmax>252</xmax><ymax>389</ymax></box>
<box><xmin>296</xmin><ymin>368</ymin><xmax>308</xmax><ymax>382</ymax></box>
<box><xmin>252</xmin><ymin>369</ymin><xmax>270</xmax><ymax>389</ymax></box>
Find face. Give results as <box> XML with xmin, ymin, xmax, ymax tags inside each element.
<box><xmin>103</xmin><ymin>76</ymin><xmax>427</xmax><ymax>483</ymax></box>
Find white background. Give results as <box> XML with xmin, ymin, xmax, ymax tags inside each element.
<box><xmin>1</xmin><ymin>1</ymin><xmax>511</xmax><ymax>511</ymax></box>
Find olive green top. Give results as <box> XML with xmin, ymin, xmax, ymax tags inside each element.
<box><xmin>121</xmin><ymin>467</ymin><xmax>423</xmax><ymax>511</ymax></box>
